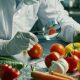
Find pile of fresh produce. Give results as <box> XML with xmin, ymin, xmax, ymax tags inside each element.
<box><xmin>1</xmin><ymin>42</ymin><xmax>80</xmax><ymax>80</ymax></box>
<box><xmin>44</xmin><ymin>43</ymin><xmax>80</xmax><ymax>73</ymax></box>
<box><xmin>29</xmin><ymin>42</ymin><xmax>80</xmax><ymax>80</ymax></box>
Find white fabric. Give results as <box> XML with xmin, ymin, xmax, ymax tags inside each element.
<box><xmin>38</xmin><ymin>0</ymin><xmax>80</xmax><ymax>42</ymax></box>
<box><xmin>13</xmin><ymin>0</ymin><xmax>39</xmax><ymax>37</ymax></box>
<box><xmin>0</xmin><ymin>0</ymin><xmax>80</xmax><ymax>55</ymax></box>
<box><xmin>6</xmin><ymin>32</ymin><xmax>38</xmax><ymax>55</ymax></box>
<box><xmin>0</xmin><ymin>0</ymin><xmax>16</xmax><ymax>40</ymax></box>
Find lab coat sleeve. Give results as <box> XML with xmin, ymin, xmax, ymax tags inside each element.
<box><xmin>0</xmin><ymin>39</ymin><xmax>10</xmax><ymax>55</ymax></box>
<box><xmin>38</xmin><ymin>0</ymin><xmax>80</xmax><ymax>42</ymax></box>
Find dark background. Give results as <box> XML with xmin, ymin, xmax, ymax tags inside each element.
<box><xmin>61</xmin><ymin>0</ymin><xmax>80</xmax><ymax>23</ymax></box>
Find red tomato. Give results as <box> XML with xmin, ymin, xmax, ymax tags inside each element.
<box><xmin>64</xmin><ymin>54</ymin><xmax>79</xmax><ymax>72</ymax></box>
<box><xmin>48</xmin><ymin>29</ymin><xmax>57</xmax><ymax>35</ymax></box>
<box><xmin>28</xmin><ymin>43</ymin><xmax>43</xmax><ymax>59</ymax></box>
<box><xmin>50</xmin><ymin>43</ymin><xmax>65</xmax><ymax>56</ymax></box>
<box><xmin>0</xmin><ymin>64</ymin><xmax>20</xmax><ymax>80</ymax></box>
<box><xmin>71</xmin><ymin>50</ymin><xmax>80</xmax><ymax>59</ymax></box>
<box><xmin>44</xmin><ymin>52</ymin><xmax>60</xmax><ymax>68</ymax></box>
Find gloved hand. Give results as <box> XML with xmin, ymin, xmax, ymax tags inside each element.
<box><xmin>5</xmin><ymin>32</ymin><xmax>38</xmax><ymax>55</ymax></box>
<box><xmin>58</xmin><ymin>25</ymin><xmax>80</xmax><ymax>42</ymax></box>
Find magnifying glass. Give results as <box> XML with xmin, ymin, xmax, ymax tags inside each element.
<box><xmin>43</xmin><ymin>20</ymin><xmax>61</xmax><ymax>40</ymax></box>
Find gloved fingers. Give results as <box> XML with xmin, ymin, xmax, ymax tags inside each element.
<box><xmin>22</xmin><ymin>32</ymin><xmax>38</xmax><ymax>43</ymax></box>
<box><xmin>27</xmin><ymin>43</ymin><xmax>33</xmax><ymax>51</ymax></box>
<box><xmin>29</xmin><ymin>39</ymin><xmax>36</xmax><ymax>45</ymax></box>
<box><xmin>19</xmin><ymin>39</ymin><xmax>36</xmax><ymax>51</ymax></box>
<box><xmin>14</xmin><ymin>32</ymin><xmax>30</xmax><ymax>40</ymax></box>
<box><xmin>21</xmin><ymin>42</ymin><xmax>34</xmax><ymax>51</ymax></box>
<box><xmin>16</xmin><ymin>32</ymin><xmax>38</xmax><ymax>43</ymax></box>
<box><xmin>19</xmin><ymin>35</ymin><xmax>37</xmax><ymax>45</ymax></box>
<box><xmin>58</xmin><ymin>25</ymin><xmax>75</xmax><ymax>42</ymax></box>
<box><xmin>13</xmin><ymin>32</ymin><xmax>37</xmax><ymax>46</ymax></box>
<box><xmin>25</xmin><ymin>39</ymin><xmax>37</xmax><ymax>51</ymax></box>
<box><xmin>14</xmin><ymin>32</ymin><xmax>38</xmax><ymax>43</ymax></box>
<box><xmin>15</xmin><ymin>42</ymin><xmax>33</xmax><ymax>52</ymax></box>
<box><xmin>20</xmin><ymin>44</ymin><xmax>33</xmax><ymax>51</ymax></box>
<box><xmin>6</xmin><ymin>32</ymin><xmax>38</xmax><ymax>55</ymax></box>
<box><xmin>13</xmin><ymin>32</ymin><xmax>25</xmax><ymax>43</ymax></box>
<box><xmin>29</xmin><ymin>32</ymin><xmax>38</xmax><ymax>43</ymax></box>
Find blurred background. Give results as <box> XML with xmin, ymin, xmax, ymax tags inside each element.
<box><xmin>61</xmin><ymin>0</ymin><xmax>80</xmax><ymax>23</ymax></box>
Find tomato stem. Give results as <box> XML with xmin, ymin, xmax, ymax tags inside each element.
<box><xmin>66</xmin><ymin>52</ymin><xmax>73</xmax><ymax>57</ymax></box>
<box><xmin>31</xmin><ymin>65</ymin><xmax>36</xmax><ymax>71</ymax></box>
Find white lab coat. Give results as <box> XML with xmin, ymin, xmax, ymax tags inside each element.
<box><xmin>0</xmin><ymin>0</ymin><xmax>80</xmax><ymax>52</ymax></box>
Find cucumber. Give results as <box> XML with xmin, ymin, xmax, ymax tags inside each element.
<box><xmin>0</xmin><ymin>60</ymin><xmax>27</xmax><ymax>70</ymax></box>
<box><xmin>0</xmin><ymin>55</ymin><xmax>18</xmax><ymax>61</ymax></box>
<box><xmin>0</xmin><ymin>56</ymin><xmax>17</xmax><ymax>61</ymax></box>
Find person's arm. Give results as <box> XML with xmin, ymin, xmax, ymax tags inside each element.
<box><xmin>0</xmin><ymin>40</ymin><xmax>10</xmax><ymax>55</ymax></box>
<box><xmin>38</xmin><ymin>0</ymin><xmax>80</xmax><ymax>42</ymax></box>
<box><xmin>0</xmin><ymin>32</ymin><xmax>38</xmax><ymax>56</ymax></box>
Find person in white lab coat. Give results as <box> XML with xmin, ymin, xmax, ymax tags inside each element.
<box><xmin>0</xmin><ymin>0</ymin><xmax>80</xmax><ymax>55</ymax></box>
